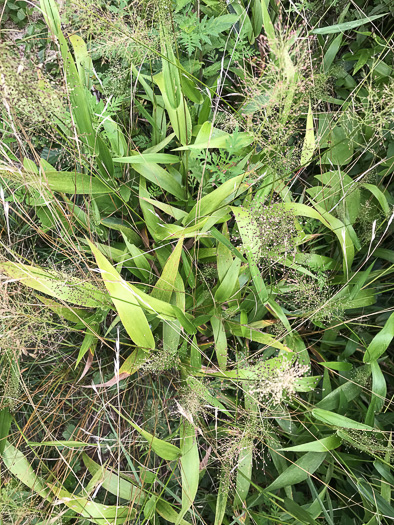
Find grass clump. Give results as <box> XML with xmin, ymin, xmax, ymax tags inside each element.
<box><xmin>0</xmin><ymin>0</ymin><xmax>393</xmax><ymax>524</ymax></box>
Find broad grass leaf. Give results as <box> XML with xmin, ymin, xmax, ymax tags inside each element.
<box><xmin>177</xmin><ymin>420</ymin><xmax>199</xmax><ymax>524</ymax></box>
<box><xmin>0</xmin><ymin>261</ymin><xmax>107</xmax><ymax>307</ymax></box>
<box><xmin>154</xmin><ymin>72</ymin><xmax>192</xmax><ymax>146</ymax></box>
<box><xmin>173</xmin><ymin>306</ymin><xmax>196</xmax><ymax>334</ymax></box>
<box><xmin>47</xmin><ymin>484</ymin><xmax>133</xmax><ymax>524</ymax></box>
<box><xmin>132</xmin><ymin>162</ymin><xmax>185</xmax><ymax>200</ymax></box>
<box><xmin>82</xmin><ymin>454</ymin><xmax>145</xmax><ymax>504</ymax></box>
<box><xmin>123</xmin><ymin>238</ymin><xmax>151</xmax><ymax>282</ymax></box>
<box><xmin>365</xmin><ymin>360</ymin><xmax>387</xmax><ymax>425</ymax></box>
<box><xmin>284</xmin><ymin>497</ymin><xmax>318</xmax><ymax>525</ymax></box>
<box><xmin>374</xmin><ymin>460</ymin><xmax>394</xmax><ymax>485</ymax></box>
<box><xmin>0</xmin><ymin>408</ymin><xmax>12</xmax><ymax>455</ymax></box>
<box><xmin>148</xmin><ymin>217</ymin><xmax>210</xmax><ymax>242</ymax></box>
<box><xmin>185</xmin><ymin>174</ymin><xmax>251</xmax><ymax>223</ymax></box>
<box><xmin>75</xmin><ymin>320</ymin><xmax>99</xmax><ymax>367</ymax></box>
<box><xmin>211</xmin><ymin>311</ymin><xmax>228</xmax><ymax>371</ymax></box>
<box><xmin>151</xmin><ymin>238</ymin><xmax>184</xmax><ymax>302</ymax></box>
<box><xmin>374</xmin><ymin>248</ymin><xmax>394</xmax><ymax>264</ymax></box>
<box><xmin>363</xmin><ymin>312</ymin><xmax>394</xmax><ymax>363</ymax></box>
<box><xmin>155</xmin><ymin>498</ymin><xmax>192</xmax><ymax>524</ymax></box>
<box><xmin>104</xmin><ymin>277</ymin><xmax>177</xmax><ymax>320</ymax></box>
<box><xmin>319</xmin><ymin>362</ymin><xmax>352</xmax><ymax>371</ymax></box>
<box><xmin>102</xmin><ymin>118</ymin><xmax>128</xmax><ymax>157</ymax></box>
<box><xmin>356</xmin><ymin>480</ymin><xmax>394</xmax><ymax>519</ymax></box>
<box><xmin>212</xmin><ymin>11</ymin><xmax>248</xmax><ymax>41</ymax></box>
<box><xmin>320</xmin><ymin>126</ymin><xmax>354</xmax><ymax>165</ymax></box>
<box><xmin>283</xmin><ymin>202</ymin><xmax>354</xmax><ymax>276</ymax></box>
<box><xmin>281</xmin><ymin>48</ymin><xmax>298</xmax><ymax>125</ymax></box>
<box><xmin>232</xmin><ymin>206</ymin><xmax>269</xmax><ymax>303</ymax></box>
<box><xmin>214</xmin><ymin>258</ymin><xmax>241</xmax><ymax>302</ymax></box>
<box><xmin>268</xmin><ymin>445</ymin><xmax>292</xmax><ymax>500</ymax></box>
<box><xmin>341</xmin><ymin>288</ymin><xmax>376</xmax><ymax>310</ymax></box>
<box><xmin>36</xmin><ymin>296</ymin><xmax>92</xmax><ymax>324</ymax></box>
<box><xmin>1</xmin><ymin>166</ymin><xmax>112</xmax><ymax>194</ymax></box>
<box><xmin>323</xmin><ymin>33</ymin><xmax>342</xmax><ymax>72</ymax></box>
<box><xmin>1</xmin><ymin>442</ymin><xmax>53</xmax><ymax>501</ymax></box>
<box><xmin>199</xmin><ymin>355</ymin><xmax>294</xmax><ymax>380</ymax></box>
<box><xmin>119</xmin><ymin>347</ymin><xmax>149</xmax><ymax>375</ymax></box>
<box><xmin>300</xmin><ymin>102</ymin><xmax>315</xmax><ymax>167</ymax></box>
<box><xmin>69</xmin><ymin>34</ymin><xmax>93</xmax><ymax>89</ymax></box>
<box><xmin>259</xmin><ymin>0</ymin><xmax>279</xmax><ymax>55</ymax></box>
<box><xmin>27</xmin><ymin>440</ymin><xmax>102</xmax><ymax>448</ymax></box>
<box><xmin>39</xmin><ymin>0</ymin><xmax>113</xmax><ymax>178</ymax></box>
<box><xmin>348</xmin><ymin>261</ymin><xmax>375</xmax><ymax>301</ymax></box>
<box><xmin>267</xmin><ymin>298</ymin><xmax>291</xmax><ymax>332</ymax></box>
<box><xmin>266</xmin><ymin>452</ymin><xmax>326</xmax><ymax>492</ymax></box>
<box><xmin>227</xmin><ymin>321</ymin><xmax>292</xmax><ymax>353</ymax></box>
<box><xmin>240</xmin><ymin>310</ymin><xmax>248</xmax><ymax>338</ymax></box>
<box><xmin>279</xmin><ymin>435</ymin><xmax>341</xmax><ymax>452</ymax></box>
<box><xmin>112</xmin><ymin>406</ymin><xmax>181</xmax><ymax>461</ymax></box>
<box><xmin>316</xmin><ymin>379</ymin><xmax>364</xmax><ymax>410</ymax></box>
<box><xmin>113</xmin><ymin>153</ymin><xmax>179</xmax><ymax>164</ymax></box>
<box><xmin>185</xmin><ymin>377</ymin><xmax>233</xmax><ymax>418</ymax></box>
<box><xmin>174</xmin><ymin>131</ymin><xmax>254</xmax><ymax>151</ymax></box>
<box><xmin>311</xmin><ymin>14</ymin><xmax>387</xmax><ymax>34</ymax></box>
<box><xmin>180</xmin><ymin>72</ymin><xmax>203</xmax><ymax>104</ymax></box>
<box><xmin>98</xmin><ymin>219</ymin><xmax>141</xmax><ymax>245</ymax></box>
<box><xmin>294</xmin><ymin>376</ymin><xmax>322</xmax><ymax>392</ymax></box>
<box><xmin>294</xmin><ymin>252</ymin><xmax>337</xmax><ymax>271</ymax></box>
<box><xmin>139</xmin><ymin>176</ymin><xmax>162</xmax><ymax>239</ymax></box>
<box><xmin>234</xmin><ymin>437</ymin><xmax>253</xmax><ymax>508</ymax></box>
<box><xmin>190</xmin><ymin>337</ymin><xmax>201</xmax><ymax>372</ymax></box>
<box><xmin>362</xmin><ymin>183</ymin><xmax>391</xmax><ymax>215</ymax></box>
<box><xmin>88</xmin><ymin>240</ymin><xmax>155</xmax><ymax>349</ymax></box>
<box><xmin>214</xmin><ymin>471</ymin><xmax>230</xmax><ymax>525</ymax></box>
<box><xmin>213</xmin><ymin>225</ymin><xmax>247</xmax><ymax>267</ymax></box>
<box><xmin>251</xmin><ymin>0</ymin><xmax>263</xmax><ymax>37</ymax></box>
<box><xmin>216</xmin><ymin>222</ymin><xmax>234</xmax><ymax>281</ymax></box>
<box><xmin>141</xmin><ymin>197</ymin><xmax>187</xmax><ymax>221</ymax></box>
<box><xmin>161</xmin><ymin>42</ymin><xmax>181</xmax><ymax>110</ymax></box>
<box><xmin>312</xmin><ymin>409</ymin><xmax>374</xmax><ymax>430</ymax></box>
<box><xmin>313</xmin><ymin>171</ymin><xmax>361</xmax><ymax>224</ymax></box>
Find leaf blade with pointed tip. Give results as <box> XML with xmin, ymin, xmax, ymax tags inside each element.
<box><xmin>279</xmin><ymin>435</ymin><xmax>341</xmax><ymax>452</ymax></box>
<box><xmin>0</xmin><ymin>262</ymin><xmax>106</xmax><ymax>308</ymax></box>
<box><xmin>363</xmin><ymin>312</ymin><xmax>394</xmax><ymax>363</ymax></box>
<box><xmin>88</xmin><ymin>240</ymin><xmax>155</xmax><ymax>349</ymax></box>
<box><xmin>177</xmin><ymin>420</ymin><xmax>199</xmax><ymax>524</ymax></box>
<box><xmin>111</xmin><ymin>406</ymin><xmax>181</xmax><ymax>461</ymax></box>
<box><xmin>266</xmin><ymin>452</ymin><xmax>326</xmax><ymax>492</ymax></box>
<box><xmin>312</xmin><ymin>409</ymin><xmax>374</xmax><ymax>430</ymax></box>
<box><xmin>311</xmin><ymin>13</ymin><xmax>387</xmax><ymax>35</ymax></box>
<box><xmin>300</xmin><ymin>102</ymin><xmax>315</xmax><ymax>167</ymax></box>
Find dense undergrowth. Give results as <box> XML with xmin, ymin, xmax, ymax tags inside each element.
<box><xmin>0</xmin><ymin>0</ymin><xmax>393</xmax><ymax>523</ymax></box>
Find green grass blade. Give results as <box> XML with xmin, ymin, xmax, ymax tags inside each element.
<box><xmin>177</xmin><ymin>420</ymin><xmax>199</xmax><ymax>524</ymax></box>
<box><xmin>88</xmin><ymin>240</ymin><xmax>155</xmax><ymax>349</ymax></box>
<box><xmin>363</xmin><ymin>312</ymin><xmax>394</xmax><ymax>363</ymax></box>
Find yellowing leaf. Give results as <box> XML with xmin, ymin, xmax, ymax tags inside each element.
<box><xmin>48</xmin><ymin>484</ymin><xmax>133</xmax><ymax>524</ymax></box>
<box><xmin>0</xmin><ymin>262</ymin><xmax>107</xmax><ymax>307</ymax></box>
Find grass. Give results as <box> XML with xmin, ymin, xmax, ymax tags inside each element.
<box><xmin>0</xmin><ymin>0</ymin><xmax>393</xmax><ymax>523</ymax></box>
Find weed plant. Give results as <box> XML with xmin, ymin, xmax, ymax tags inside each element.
<box><xmin>0</xmin><ymin>0</ymin><xmax>393</xmax><ymax>524</ymax></box>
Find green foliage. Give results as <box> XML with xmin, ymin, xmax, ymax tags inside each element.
<box><xmin>0</xmin><ymin>0</ymin><xmax>393</xmax><ymax>524</ymax></box>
